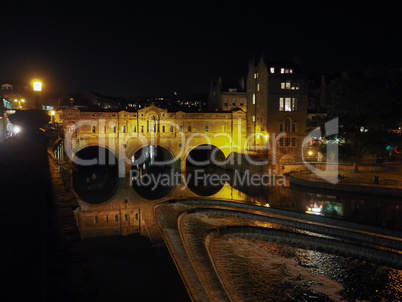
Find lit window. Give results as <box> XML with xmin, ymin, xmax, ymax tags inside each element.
<box><xmin>257</xmin><ymin>83</ymin><xmax>260</xmax><ymax>91</ymax></box>
<box><xmin>252</xmin><ymin>93</ymin><xmax>255</xmax><ymax>104</ymax></box>
<box><xmin>252</xmin><ymin>116</ymin><xmax>255</xmax><ymax>122</ymax></box>
<box><xmin>280</xmin><ymin>68</ymin><xmax>285</xmax><ymax>74</ymax></box>
<box><xmin>270</xmin><ymin>67</ymin><xmax>275</xmax><ymax>73</ymax></box>
<box><xmin>205</xmin><ymin>125</ymin><xmax>208</xmax><ymax>132</ymax></box>
<box><xmin>279</xmin><ymin>98</ymin><xmax>297</xmax><ymax>112</ymax></box>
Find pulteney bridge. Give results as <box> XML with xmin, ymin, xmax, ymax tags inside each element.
<box><xmin>61</xmin><ymin>105</ymin><xmax>247</xmax><ymax>176</ymax></box>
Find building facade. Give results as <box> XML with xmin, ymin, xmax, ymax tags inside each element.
<box><xmin>208</xmin><ymin>77</ymin><xmax>247</xmax><ymax>112</ymax></box>
<box><xmin>246</xmin><ymin>55</ymin><xmax>308</xmax><ymax>166</ymax></box>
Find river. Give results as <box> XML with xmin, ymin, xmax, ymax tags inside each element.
<box><xmin>72</xmin><ymin>163</ymin><xmax>402</xmax><ymax>301</ymax></box>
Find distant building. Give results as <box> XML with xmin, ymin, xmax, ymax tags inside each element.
<box><xmin>1</xmin><ymin>80</ymin><xmax>33</xmax><ymax>109</ymax></box>
<box><xmin>58</xmin><ymin>92</ymin><xmax>121</xmax><ymax>110</ymax></box>
<box><xmin>246</xmin><ymin>54</ymin><xmax>308</xmax><ymax>166</ymax></box>
<box><xmin>208</xmin><ymin>77</ymin><xmax>247</xmax><ymax>112</ymax></box>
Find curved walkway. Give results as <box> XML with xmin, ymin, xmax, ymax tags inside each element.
<box><xmin>289</xmin><ymin>168</ymin><xmax>402</xmax><ymax>197</ymax></box>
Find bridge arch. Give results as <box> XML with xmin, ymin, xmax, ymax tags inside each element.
<box><xmin>185</xmin><ymin>144</ymin><xmax>227</xmax><ymax>168</ymax></box>
<box><xmin>71</xmin><ymin>145</ymin><xmax>119</xmax><ymax>204</ymax></box>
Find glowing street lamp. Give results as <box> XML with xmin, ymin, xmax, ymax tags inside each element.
<box><xmin>33</xmin><ymin>80</ymin><xmax>42</xmax><ymax>91</ymax></box>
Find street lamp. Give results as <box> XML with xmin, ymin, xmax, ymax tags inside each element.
<box><xmin>32</xmin><ymin>80</ymin><xmax>43</xmax><ymax>109</ymax></box>
<box><xmin>14</xmin><ymin>98</ymin><xmax>25</xmax><ymax>109</ymax></box>
<box><xmin>33</xmin><ymin>80</ymin><xmax>42</xmax><ymax>92</ymax></box>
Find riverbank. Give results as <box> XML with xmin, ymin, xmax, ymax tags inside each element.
<box><xmin>0</xmin><ymin>131</ymin><xmax>98</xmax><ymax>301</ymax></box>
<box><xmin>289</xmin><ymin>165</ymin><xmax>402</xmax><ymax>197</ymax></box>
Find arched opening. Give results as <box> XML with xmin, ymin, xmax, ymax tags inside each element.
<box><xmin>72</xmin><ymin>146</ymin><xmax>119</xmax><ymax>204</ymax></box>
<box><xmin>186</xmin><ymin>144</ymin><xmax>226</xmax><ymax>196</ymax></box>
<box><xmin>186</xmin><ymin>144</ymin><xmax>226</xmax><ymax>168</ymax></box>
<box><xmin>130</xmin><ymin>145</ymin><xmax>176</xmax><ymax>200</ymax></box>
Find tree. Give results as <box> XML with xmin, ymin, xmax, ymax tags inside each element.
<box><xmin>320</xmin><ymin>69</ymin><xmax>401</xmax><ymax>172</ymax></box>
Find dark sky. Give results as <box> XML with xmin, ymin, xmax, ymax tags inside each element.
<box><xmin>1</xmin><ymin>1</ymin><xmax>401</xmax><ymax>97</ymax></box>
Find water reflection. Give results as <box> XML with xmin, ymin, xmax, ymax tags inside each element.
<box><xmin>131</xmin><ymin>145</ymin><xmax>176</xmax><ymax>200</ymax></box>
<box><xmin>72</xmin><ymin>146</ymin><xmax>119</xmax><ymax>204</ymax></box>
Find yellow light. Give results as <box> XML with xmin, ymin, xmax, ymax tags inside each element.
<box><xmin>21</xmin><ymin>99</ymin><xmax>25</xmax><ymax>103</ymax></box>
<box><xmin>308</xmin><ymin>151</ymin><xmax>313</xmax><ymax>156</ymax></box>
<box><xmin>33</xmin><ymin>80</ymin><xmax>42</xmax><ymax>91</ymax></box>
<box><xmin>265</xmin><ymin>134</ymin><xmax>269</xmax><ymax>139</ymax></box>
<box><xmin>50</xmin><ymin>110</ymin><xmax>56</xmax><ymax>116</ymax></box>
<box><xmin>14</xmin><ymin>99</ymin><xmax>18</xmax><ymax>102</ymax></box>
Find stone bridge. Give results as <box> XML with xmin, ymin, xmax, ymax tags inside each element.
<box><xmin>61</xmin><ymin>105</ymin><xmax>247</xmax><ymax>176</ymax></box>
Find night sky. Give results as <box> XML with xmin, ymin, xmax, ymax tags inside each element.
<box><xmin>1</xmin><ymin>1</ymin><xmax>401</xmax><ymax>97</ymax></box>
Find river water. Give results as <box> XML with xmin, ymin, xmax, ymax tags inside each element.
<box><xmin>74</xmin><ymin>164</ymin><xmax>402</xmax><ymax>301</ymax></box>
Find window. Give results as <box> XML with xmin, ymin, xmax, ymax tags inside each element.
<box><xmin>285</xmin><ymin>119</ymin><xmax>291</xmax><ymax>132</ymax></box>
<box><xmin>91</xmin><ymin>126</ymin><xmax>96</xmax><ymax>133</ymax></box>
<box><xmin>279</xmin><ymin>124</ymin><xmax>283</xmax><ymax>132</ymax></box>
<box><xmin>188</xmin><ymin>126</ymin><xmax>191</xmax><ymax>132</ymax></box>
<box><xmin>285</xmin><ymin>138</ymin><xmax>290</xmax><ymax>146</ymax></box>
<box><xmin>252</xmin><ymin>93</ymin><xmax>255</xmax><ymax>104</ymax></box>
<box><xmin>205</xmin><ymin>125</ymin><xmax>208</xmax><ymax>132</ymax></box>
<box><xmin>179</xmin><ymin>126</ymin><xmax>182</xmax><ymax>132</ymax></box>
<box><xmin>133</xmin><ymin>125</ymin><xmax>136</xmax><ymax>132</ymax></box>
<box><xmin>112</xmin><ymin>125</ymin><xmax>116</xmax><ymax>133</ymax></box>
<box><xmin>252</xmin><ymin>116</ymin><xmax>255</xmax><ymax>122</ymax></box>
<box><xmin>170</xmin><ymin>126</ymin><xmax>174</xmax><ymax>132</ymax></box>
<box><xmin>292</xmin><ymin>123</ymin><xmax>296</xmax><ymax>132</ymax></box>
<box><xmin>67</xmin><ymin>125</ymin><xmax>75</xmax><ymax>133</ymax></box>
<box><xmin>122</xmin><ymin>126</ymin><xmax>126</xmax><ymax>133</ymax></box>
<box><xmin>292</xmin><ymin>138</ymin><xmax>296</xmax><ymax>146</ymax></box>
<box><xmin>232</xmin><ymin>101</ymin><xmax>236</xmax><ymax>106</ymax></box>
<box><xmin>279</xmin><ymin>98</ymin><xmax>297</xmax><ymax>111</ymax></box>
<box><xmin>280</xmin><ymin>68</ymin><xmax>293</xmax><ymax>74</ymax></box>
<box><xmin>281</xmin><ymin>81</ymin><xmax>300</xmax><ymax>90</ymax></box>
<box><xmin>257</xmin><ymin>83</ymin><xmax>260</xmax><ymax>91</ymax></box>
<box><xmin>162</xmin><ymin>125</ymin><xmax>165</xmax><ymax>133</ymax></box>
<box><xmin>140</xmin><ymin>126</ymin><xmax>144</xmax><ymax>133</ymax></box>
<box><xmin>279</xmin><ymin>138</ymin><xmax>284</xmax><ymax>147</ymax></box>
<box><xmin>270</xmin><ymin>67</ymin><xmax>275</xmax><ymax>73</ymax></box>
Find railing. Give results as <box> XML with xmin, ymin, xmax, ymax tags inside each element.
<box><xmin>291</xmin><ymin>170</ymin><xmax>400</xmax><ymax>188</ymax></box>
